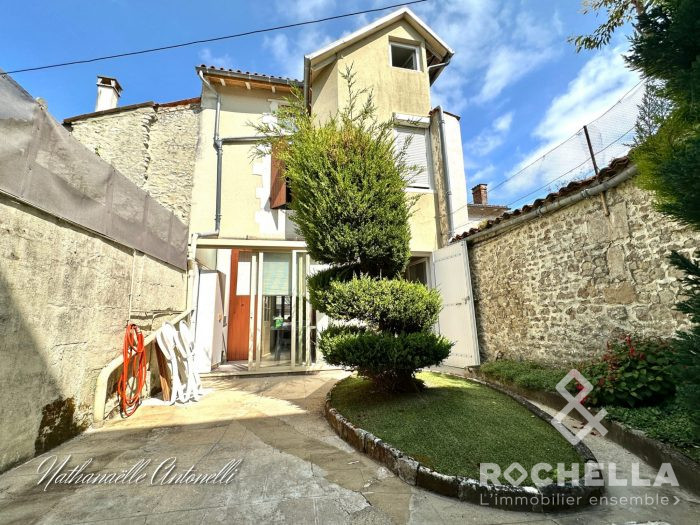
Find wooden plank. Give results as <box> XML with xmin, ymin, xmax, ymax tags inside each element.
<box><xmin>154</xmin><ymin>341</ymin><xmax>172</xmax><ymax>402</ymax></box>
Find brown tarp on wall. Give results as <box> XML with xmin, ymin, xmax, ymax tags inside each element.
<box><xmin>0</xmin><ymin>71</ymin><xmax>188</xmax><ymax>270</ymax></box>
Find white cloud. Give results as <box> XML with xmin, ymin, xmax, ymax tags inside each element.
<box><xmin>496</xmin><ymin>45</ymin><xmax>643</xmax><ymax>201</ymax></box>
<box><xmin>280</xmin><ymin>0</ymin><xmax>337</xmax><ymax>20</ymax></box>
<box><xmin>466</xmin><ymin>111</ymin><xmax>514</xmax><ymax>157</ymax></box>
<box><xmin>534</xmin><ymin>45</ymin><xmax>640</xmax><ymax>143</ymax></box>
<box><xmin>198</xmin><ymin>48</ymin><xmax>234</xmax><ymax>69</ymax></box>
<box><xmin>471</xmin><ymin>164</ymin><xmax>497</xmax><ymax>185</ymax></box>
<box><xmin>414</xmin><ymin>0</ymin><xmax>564</xmax><ymax>112</ymax></box>
<box><xmin>263</xmin><ymin>29</ymin><xmax>333</xmax><ymax>79</ymax></box>
<box><xmin>494</xmin><ymin>112</ymin><xmax>513</xmax><ymax>133</ymax></box>
<box><xmin>474</xmin><ymin>46</ymin><xmax>557</xmax><ymax>104</ymax></box>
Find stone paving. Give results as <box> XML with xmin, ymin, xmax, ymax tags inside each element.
<box><xmin>0</xmin><ymin>371</ymin><xmax>698</xmax><ymax>524</ymax></box>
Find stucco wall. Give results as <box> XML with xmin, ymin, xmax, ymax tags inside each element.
<box><xmin>313</xmin><ymin>19</ymin><xmax>432</xmax><ymax>123</ymax></box>
<box><xmin>468</xmin><ymin>178</ymin><xmax>698</xmax><ymax>365</ymax></box>
<box><xmin>68</xmin><ymin>101</ymin><xmax>201</xmax><ymax>224</ymax></box>
<box><xmin>190</xmin><ymin>87</ymin><xmax>295</xmax><ymax>243</ymax></box>
<box><xmin>0</xmin><ymin>194</ymin><xmax>186</xmax><ymax>473</ymax></box>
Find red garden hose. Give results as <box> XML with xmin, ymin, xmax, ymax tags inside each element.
<box><xmin>118</xmin><ymin>323</ymin><xmax>146</xmax><ymax>417</ymax></box>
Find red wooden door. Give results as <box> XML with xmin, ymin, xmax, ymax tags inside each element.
<box><xmin>227</xmin><ymin>250</ymin><xmax>251</xmax><ymax>361</ymax></box>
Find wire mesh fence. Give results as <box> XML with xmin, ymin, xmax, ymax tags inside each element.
<box><xmin>452</xmin><ymin>81</ymin><xmax>645</xmax><ymax>235</ymax></box>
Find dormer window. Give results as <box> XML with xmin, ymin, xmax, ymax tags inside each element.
<box><xmin>390</xmin><ymin>42</ymin><xmax>419</xmax><ymax>71</ymax></box>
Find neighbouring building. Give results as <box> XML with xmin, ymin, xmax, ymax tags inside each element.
<box><xmin>462</xmin><ymin>183</ymin><xmax>509</xmax><ymax>232</ymax></box>
<box><xmin>65</xmin><ymin>8</ymin><xmax>471</xmax><ymax>375</ymax></box>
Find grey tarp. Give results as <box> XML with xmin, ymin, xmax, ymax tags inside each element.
<box><xmin>0</xmin><ymin>71</ymin><xmax>188</xmax><ymax>269</ymax></box>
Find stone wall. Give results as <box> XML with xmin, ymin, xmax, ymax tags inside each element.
<box><xmin>468</xmin><ymin>177</ymin><xmax>698</xmax><ymax>365</ymax></box>
<box><xmin>67</xmin><ymin>101</ymin><xmax>201</xmax><ymax>224</ymax></box>
<box><xmin>0</xmin><ymin>193</ymin><xmax>186</xmax><ymax>473</ymax></box>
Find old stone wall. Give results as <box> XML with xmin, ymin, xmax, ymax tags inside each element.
<box><xmin>0</xmin><ymin>193</ymin><xmax>186</xmax><ymax>473</ymax></box>
<box><xmin>468</xmin><ymin>177</ymin><xmax>699</xmax><ymax>365</ymax></box>
<box><xmin>67</xmin><ymin>101</ymin><xmax>201</xmax><ymax>224</ymax></box>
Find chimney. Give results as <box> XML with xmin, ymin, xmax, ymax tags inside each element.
<box><xmin>471</xmin><ymin>183</ymin><xmax>488</xmax><ymax>205</ymax></box>
<box><xmin>95</xmin><ymin>76</ymin><xmax>122</xmax><ymax>112</ymax></box>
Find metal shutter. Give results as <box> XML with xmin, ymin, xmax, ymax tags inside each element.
<box><xmin>394</xmin><ymin>126</ymin><xmax>430</xmax><ymax>189</ymax></box>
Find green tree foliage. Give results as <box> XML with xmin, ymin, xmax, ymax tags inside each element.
<box><xmin>667</xmin><ymin>251</ymin><xmax>700</xmax><ymax>431</ymax></box>
<box><xmin>309</xmin><ymin>274</ymin><xmax>442</xmax><ymax>333</ymax></box>
<box><xmin>571</xmin><ymin>0</ymin><xmax>649</xmax><ymax>52</ymax></box>
<box><xmin>631</xmin><ymin>81</ymin><xmax>672</xmax><ymax>146</ymax></box>
<box><xmin>628</xmin><ymin>0</ymin><xmax>700</xmax><ymax>226</ymax></box>
<box><xmin>254</xmin><ymin>67</ymin><xmax>451</xmax><ymax>391</ymax></box>
<box><xmin>319</xmin><ymin>326</ymin><xmax>453</xmax><ymax>392</ymax></box>
<box><xmin>254</xmin><ymin>68</ymin><xmax>412</xmax><ymax>277</ymax></box>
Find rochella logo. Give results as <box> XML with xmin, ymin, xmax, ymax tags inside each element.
<box><xmin>552</xmin><ymin>369</ymin><xmax>608</xmax><ymax>446</ymax></box>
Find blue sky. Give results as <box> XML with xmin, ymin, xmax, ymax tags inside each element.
<box><xmin>1</xmin><ymin>1</ymin><xmax>641</xmax><ymax>226</ymax></box>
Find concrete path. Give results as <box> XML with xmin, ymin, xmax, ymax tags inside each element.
<box><xmin>0</xmin><ymin>371</ymin><xmax>698</xmax><ymax>524</ymax></box>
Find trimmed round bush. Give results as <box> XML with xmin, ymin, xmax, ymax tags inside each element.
<box><xmin>310</xmin><ymin>275</ymin><xmax>442</xmax><ymax>333</ymax></box>
<box><xmin>319</xmin><ymin>326</ymin><xmax>452</xmax><ymax>391</ymax></box>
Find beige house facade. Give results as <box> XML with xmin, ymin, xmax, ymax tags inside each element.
<box><xmin>65</xmin><ymin>8</ymin><xmax>471</xmax><ymax>375</ymax></box>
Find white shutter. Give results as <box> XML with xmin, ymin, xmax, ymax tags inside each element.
<box><xmin>395</xmin><ymin>126</ymin><xmax>431</xmax><ymax>189</ymax></box>
<box><xmin>431</xmin><ymin>241</ymin><xmax>480</xmax><ymax>368</ymax></box>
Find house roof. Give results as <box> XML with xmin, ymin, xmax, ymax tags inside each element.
<box><xmin>63</xmin><ymin>97</ymin><xmax>200</xmax><ymax>124</ymax></box>
<box><xmin>304</xmin><ymin>7</ymin><xmax>454</xmax><ymax>91</ymax></box>
<box><xmin>452</xmin><ymin>156</ymin><xmax>632</xmax><ymax>241</ymax></box>
<box><xmin>196</xmin><ymin>65</ymin><xmax>302</xmax><ymax>93</ymax></box>
<box><xmin>467</xmin><ymin>203</ymin><xmax>510</xmax><ymax>212</ymax></box>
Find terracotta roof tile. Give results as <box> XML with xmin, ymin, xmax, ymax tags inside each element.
<box><xmin>452</xmin><ymin>155</ymin><xmax>631</xmax><ymax>241</ymax></box>
<box><xmin>63</xmin><ymin>97</ymin><xmax>201</xmax><ymax>124</ymax></box>
<box><xmin>198</xmin><ymin>65</ymin><xmax>301</xmax><ymax>84</ymax></box>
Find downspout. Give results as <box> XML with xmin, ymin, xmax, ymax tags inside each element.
<box><xmin>428</xmin><ymin>58</ymin><xmax>454</xmax><ymax>241</ymax></box>
<box><xmin>198</xmin><ymin>69</ymin><xmax>223</xmax><ymax>235</ymax></box>
<box><xmin>435</xmin><ymin>105</ymin><xmax>454</xmax><ymax>240</ymax></box>
<box><xmin>187</xmin><ymin>71</ymin><xmax>223</xmax><ymax>322</ymax></box>
<box><xmin>303</xmin><ymin>57</ymin><xmax>312</xmax><ymax>113</ymax></box>
<box><xmin>464</xmin><ymin>164</ymin><xmax>637</xmax><ymax>245</ymax></box>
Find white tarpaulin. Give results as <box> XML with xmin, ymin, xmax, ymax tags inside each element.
<box><xmin>0</xmin><ymin>71</ymin><xmax>188</xmax><ymax>269</ymax></box>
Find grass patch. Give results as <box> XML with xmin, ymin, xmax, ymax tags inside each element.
<box><xmin>605</xmin><ymin>399</ymin><xmax>700</xmax><ymax>462</ymax></box>
<box><xmin>479</xmin><ymin>360</ymin><xmax>570</xmax><ymax>393</ymax></box>
<box><xmin>330</xmin><ymin>372</ymin><xmax>581</xmax><ymax>484</ymax></box>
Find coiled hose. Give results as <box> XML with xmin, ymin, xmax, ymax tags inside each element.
<box><xmin>118</xmin><ymin>323</ymin><xmax>146</xmax><ymax>417</ymax></box>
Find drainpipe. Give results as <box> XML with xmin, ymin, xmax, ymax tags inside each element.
<box><xmin>188</xmin><ymin>72</ymin><xmax>223</xmax><ymax>328</ymax></box>
<box><xmin>303</xmin><ymin>57</ymin><xmax>312</xmax><ymax>113</ymax></box>
<box><xmin>427</xmin><ymin>58</ymin><xmax>454</xmax><ymax>241</ymax></box>
<box><xmin>435</xmin><ymin>105</ymin><xmax>454</xmax><ymax>240</ymax></box>
<box><xmin>464</xmin><ymin>164</ymin><xmax>637</xmax><ymax>245</ymax></box>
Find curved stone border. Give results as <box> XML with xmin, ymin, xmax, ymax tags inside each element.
<box><xmin>469</xmin><ymin>369</ymin><xmax>700</xmax><ymax>497</ymax></box>
<box><xmin>325</xmin><ymin>377</ymin><xmax>604</xmax><ymax>512</ymax></box>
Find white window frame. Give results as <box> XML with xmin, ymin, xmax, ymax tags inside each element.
<box><xmin>389</xmin><ymin>42</ymin><xmax>421</xmax><ymax>72</ymax></box>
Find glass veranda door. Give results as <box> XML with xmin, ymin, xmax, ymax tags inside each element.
<box><xmin>293</xmin><ymin>250</ymin><xmax>312</xmax><ymax>367</ymax></box>
<box><xmin>256</xmin><ymin>250</ymin><xmax>311</xmax><ymax>369</ymax></box>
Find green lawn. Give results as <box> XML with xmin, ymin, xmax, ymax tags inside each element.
<box><xmin>330</xmin><ymin>372</ymin><xmax>582</xmax><ymax>484</ymax></box>
<box><xmin>479</xmin><ymin>359</ymin><xmax>569</xmax><ymax>393</ymax></box>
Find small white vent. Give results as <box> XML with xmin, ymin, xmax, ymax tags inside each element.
<box><xmin>394</xmin><ymin>126</ymin><xmax>431</xmax><ymax>189</ymax></box>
